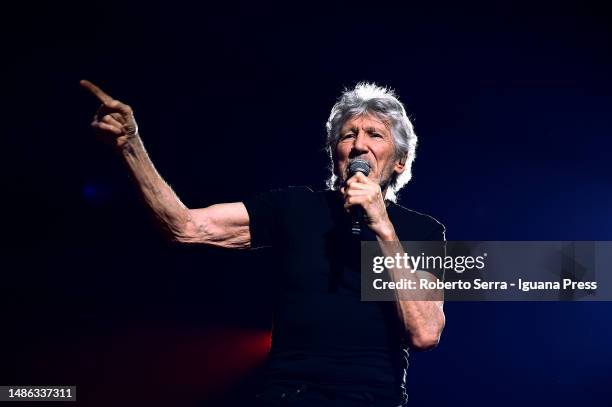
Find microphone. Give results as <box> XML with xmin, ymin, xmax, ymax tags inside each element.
<box><xmin>347</xmin><ymin>158</ymin><xmax>371</xmax><ymax>236</ymax></box>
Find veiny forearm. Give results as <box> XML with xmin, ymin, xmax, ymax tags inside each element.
<box><xmin>376</xmin><ymin>229</ymin><xmax>445</xmax><ymax>350</ymax></box>
<box><xmin>81</xmin><ymin>79</ymin><xmax>231</xmax><ymax>245</ymax></box>
<box><xmin>119</xmin><ymin>135</ymin><xmax>194</xmax><ymax>240</ymax></box>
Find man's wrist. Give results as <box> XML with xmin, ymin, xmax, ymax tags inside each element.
<box><xmin>118</xmin><ymin>133</ymin><xmax>142</xmax><ymax>156</ymax></box>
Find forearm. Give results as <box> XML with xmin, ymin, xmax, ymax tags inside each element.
<box><xmin>388</xmin><ymin>269</ymin><xmax>445</xmax><ymax>350</ymax></box>
<box><xmin>376</xmin><ymin>228</ymin><xmax>445</xmax><ymax>350</ymax></box>
<box><xmin>119</xmin><ymin>135</ymin><xmax>193</xmax><ymax>239</ymax></box>
<box><xmin>80</xmin><ymin>79</ymin><xmax>240</xmax><ymax>245</ymax></box>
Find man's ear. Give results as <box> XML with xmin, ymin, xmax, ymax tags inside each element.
<box><xmin>394</xmin><ymin>156</ymin><xmax>407</xmax><ymax>174</ymax></box>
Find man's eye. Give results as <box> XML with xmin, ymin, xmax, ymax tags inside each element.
<box><xmin>342</xmin><ymin>133</ymin><xmax>355</xmax><ymax>140</ymax></box>
<box><xmin>372</xmin><ymin>133</ymin><xmax>383</xmax><ymax>138</ymax></box>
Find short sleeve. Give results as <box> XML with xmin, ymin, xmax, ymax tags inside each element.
<box><xmin>423</xmin><ymin>222</ymin><xmax>447</xmax><ymax>281</ymax></box>
<box><xmin>242</xmin><ymin>186</ymin><xmax>312</xmax><ymax>249</ymax></box>
<box><xmin>242</xmin><ymin>189</ymin><xmax>282</xmax><ymax>249</ymax></box>
<box><xmin>425</xmin><ymin>222</ymin><xmax>446</xmax><ymax>242</ymax></box>
<box><xmin>391</xmin><ymin>206</ymin><xmax>447</xmax><ymax>281</ymax></box>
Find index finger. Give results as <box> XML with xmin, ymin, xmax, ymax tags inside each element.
<box><xmin>348</xmin><ymin>171</ymin><xmax>369</xmax><ymax>183</ymax></box>
<box><xmin>80</xmin><ymin>79</ymin><xmax>113</xmax><ymax>104</ymax></box>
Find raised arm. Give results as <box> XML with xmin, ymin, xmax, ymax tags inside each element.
<box><xmin>342</xmin><ymin>172</ymin><xmax>445</xmax><ymax>350</ymax></box>
<box><xmin>81</xmin><ymin>80</ymin><xmax>250</xmax><ymax>249</ymax></box>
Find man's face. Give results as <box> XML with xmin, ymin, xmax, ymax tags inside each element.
<box><xmin>335</xmin><ymin>113</ymin><xmax>405</xmax><ymax>188</ymax></box>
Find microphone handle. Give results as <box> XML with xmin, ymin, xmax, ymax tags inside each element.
<box><xmin>351</xmin><ymin>207</ymin><xmax>364</xmax><ymax>235</ymax></box>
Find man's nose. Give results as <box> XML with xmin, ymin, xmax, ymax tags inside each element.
<box><xmin>351</xmin><ymin>132</ymin><xmax>369</xmax><ymax>154</ymax></box>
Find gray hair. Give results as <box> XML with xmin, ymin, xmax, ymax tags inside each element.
<box><xmin>324</xmin><ymin>82</ymin><xmax>418</xmax><ymax>202</ymax></box>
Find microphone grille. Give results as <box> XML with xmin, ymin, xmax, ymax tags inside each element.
<box><xmin>348</xmin><ymin>158</ymin><xmax>371</xmax><ymax>177</ymax></box>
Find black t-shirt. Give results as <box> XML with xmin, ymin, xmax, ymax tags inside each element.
<box><xmin>243</xmin><ymin>187</ymin><xmax>445</xmax><ymax>401</ymax></box>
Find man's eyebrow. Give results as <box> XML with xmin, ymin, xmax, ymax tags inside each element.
<box><xmin>365</xmin><ymin>126</ymin><xmax>387</xmax><ymax>134</ymax></box>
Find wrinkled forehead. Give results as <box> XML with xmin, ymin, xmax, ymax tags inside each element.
<box><xmin>339</xmin><ymin>111</ymin><xmax>392</xmax><ymax>134</ymax></box>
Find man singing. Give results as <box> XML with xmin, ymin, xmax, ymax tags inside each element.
<box><xmin>81</xmin><ymin>80</ymin><xmax>446</xmax><ymax>406</ymax></box>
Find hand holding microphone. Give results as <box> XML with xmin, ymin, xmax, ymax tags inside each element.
<box><xmin>341</xmin><ymin>159</ymin><xmax>395</xmax><ymax>239</ymax></box>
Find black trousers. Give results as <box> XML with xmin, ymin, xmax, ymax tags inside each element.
<box><xmin>251</xmin><ymin>383</ymin><xmax>406</xmax><ymax>407</ymax></box>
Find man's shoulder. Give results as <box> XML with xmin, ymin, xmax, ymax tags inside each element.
<box><xmin>244</xmin><ymin>186</ymin><xmax>319</xmax><ymax>210</ymax></box>
<box><xmin>253</xmin><ymin>185</ymin><xmax>316</xmax><ymax>201</ymax></box>
<box><xmin>246</xmin><ymin>185</ymin><xmax>311</xmax><ymax>197</ymax></box>
<box><xmin>388</xmin><ymin>202</ymin><xmax>446</xmax><ymax>240</ymax></box>
<box><xmin>271</xmin><ymin>185</ymin><xmax>316</xmax><ymax>195</ymax></box>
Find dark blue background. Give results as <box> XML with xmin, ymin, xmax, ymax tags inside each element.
<box><xmin>2</xmin><ymin>1</ymin><xmax>611</xmax><ymax>406</ymax></box>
